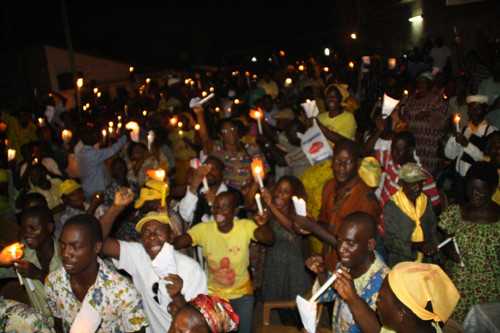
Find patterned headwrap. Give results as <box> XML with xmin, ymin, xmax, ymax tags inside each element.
<box><xmin>190</xmin><ymin>295</ymin><xmax>239</xmax><ymax>333</ymax></box>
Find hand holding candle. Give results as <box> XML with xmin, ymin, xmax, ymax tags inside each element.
<box><xmin>251</xmin><ymin>158</ymin><xmax>265</xmax><ymax>188</ymax></box>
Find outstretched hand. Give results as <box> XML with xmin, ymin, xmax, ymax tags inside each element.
<box><xmin>113</xmin><ymin>187</ymin><xmax>135</xmax><ymax>207</ymax></box>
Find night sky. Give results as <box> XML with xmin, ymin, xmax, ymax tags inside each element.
<box><xmin>2</xmin><ymin>3</ymin><xmax>339</xmax><ymax>69</ymax></box>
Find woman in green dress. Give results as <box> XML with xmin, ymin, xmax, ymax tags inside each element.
<box><xmin>438</xmin><ymin>161</ymin><xmax>500</xmax><ymax>321</ymax></box>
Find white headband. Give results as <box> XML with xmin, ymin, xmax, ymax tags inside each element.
<box><xmin>466</xmin><ymin>95</ymin><xmax>488</xmax><ymax>104</ymax></box>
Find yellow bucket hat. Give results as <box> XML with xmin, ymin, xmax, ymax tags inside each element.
<box><xmin>135</xmin><ymin>211</ymin><xmax>170</xmax><ymax>233</ymax></box>
<box><xmin>388</xmin><ymin>262</ymin><xmax>460</xmax><ymax>323</ymax></box>
<box><xmin>59</xmin><ymin>179</ymin><xmax>81</xmax><ymax>196</ymax></box>
<box><xmin>134</xmin><ymin>179</ymin><xmax>169</xmax><ymax>209</ymax></box>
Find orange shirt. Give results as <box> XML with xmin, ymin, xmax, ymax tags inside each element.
<box><xmin>318</xmin><ymin>177</ymin><xmax>381</xmax><ymax>270</ymax></box>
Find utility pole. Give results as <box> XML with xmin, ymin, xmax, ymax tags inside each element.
<box><xmin>60</xmin><ymin>0</ymin><xmax>80</xmax><ymax>112</ymax></box>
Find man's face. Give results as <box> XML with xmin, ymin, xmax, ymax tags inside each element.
<box><xmin>400</xmin><ymin>180</ymin><xmax>423</xmax><ymax>203</ymax></box>
<box><xmin>467</xmin><ymin>102</ymin><xmax>486</xmax><ymax>125</ymax></box>
<box><xmin>332</xmin><ymin>149</ymin><xmax>358</xmax><ymax>184</ymax></box>
<box><xmin>64</xmin><ymin>189</ymin><xmax>85</xmax><ymax>210</ymax></box>
<box><xmin>220</xmin><ymin>123</ymin><xmax>239</xmax><ymax>146</ymax></box>
<box><xmin>325</xmin><ymin>91</ymin><xmax>340</xmax><ymax>113</ymax></box>
<box><xmin>21</xmin><ymin>216</ymin><xmax>52</xmax><ymax>249</ymax></box>
<box><xmin>391</xmin><ymin>139</ymin><xmax>412</xmax><ymax>166</ymax></box>
<box><xmin>205</xmin><ymin>160</ymin><xmax>223</xmax><ymax>186</ymax></box>
<box><xmin>140</xmin><ymin>220</ymin><xmax>172</xmax><ymax>259</ymax></box>
<box><xmin>336</xmin><ymin>222</ymin><xmax>371</xmax><ymax>270</ymax></box>
<box><xmin>60</xmin><ymin>225</ymin><xmax>100</xmax><ymax>275</ymax></box>
<box><xmin>212</xmin><ymin>194</ymin><xmax>236</xmax><ymax>232</ymax></box>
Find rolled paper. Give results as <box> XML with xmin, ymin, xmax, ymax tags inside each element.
<box><xmin>310</xmin><ymin>272</ymin><xmax>338</xmax><ymax>302</ymax></box>
<box><xmin>453</xmin><ymin>114</ymin><xmax>461</xmax><ymax>132</ymax></box>
<box><xmin>255</xmin><ymin>193</ymin><xmax>263</xmax><ymax>214</ymax></box>
<box><xmin>7</xmin><ymin>149</ymin><xmax>16</xmax><ymax>162</ymax></box>
<box><xmin>437</xmin><ymin>237</ymin><xmax>453</xmax><ymax>249</ymax></box>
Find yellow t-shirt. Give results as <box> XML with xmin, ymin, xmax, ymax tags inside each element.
<box><xmin>188</xmin><ymin>219</ymin><xmax>257</xmax><ymax>300</ymax></box>
<box><xmin>317</xmin><ymin>111</ymin><xmax>357</xmax><ymax>141</ymax></box>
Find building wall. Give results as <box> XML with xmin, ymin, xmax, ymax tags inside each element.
<box><xmin>44</xmin><ymin>45</ymin><xmax>130</xmax><ymax>91</ymax></box>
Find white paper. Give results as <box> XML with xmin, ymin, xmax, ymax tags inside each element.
<box><xmin>189</xmin><ymin>93</ymin><xmax>215</xmax><ymax>108</ymax></box>
<box><xmin>70</xmin><ymin>299</ymin><xmax>102</xmax><ymax>333</ymax></box>
<box><xmin>300</xmin><ymin>119</ymin><xmax>333</xmax><ymax>165</ymax></box>
<box><xmin>296</xmin><ymin>273</ymin><xmax>338</xmax><ymax>333</ymax></box>
<box><xmin>151</xmin><ymin>243</ymin><xmax>178</xmax><ymax>278</ymax></box>
<box><xmin>381</xmin><ymin>94</ymin><xmax>399</xmax><ymax>119</ymax></box>
<box><xmin>301</xmin><ymin>100</ymin><xmax>320</xmax><ymax>119</ymax></box>
<box><xmin>292</xmin><ymin>196</ymin><xmax>307</xmax><ymax>216</ymax></box>
<box><xmin>296</xmin><ymin>295</ymin><xmax>318</xmax><ymax>333</ymax></box>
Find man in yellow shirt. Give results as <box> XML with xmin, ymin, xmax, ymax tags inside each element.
<box><xmin>174</xmin><ymin>191</ymin><xmax>274</xmax><ymax>333</ymax></box>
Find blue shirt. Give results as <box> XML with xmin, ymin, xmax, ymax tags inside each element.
<box><xmin>76</xmin><ymin>136</ymin><xmax>127</xmax><ymax>198</ymax></box>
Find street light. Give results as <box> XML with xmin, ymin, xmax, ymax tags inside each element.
<box><xmin>251</xmin><ymin>56</ymin><xmax>257</xmax><ymax>63</ymax></box>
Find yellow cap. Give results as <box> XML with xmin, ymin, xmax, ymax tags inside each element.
<box><xmin>134</xmin><ymin>179</ymin><xmax>169</xmax><ymax>209</ymax></box>
<box><xmin>135</xmin><ymin>211</ymin><xmax>170</xmax><ymax>233</ymax></box>
<box><xmin>388</xmin><ymin>262</ymin><xmax>460</xmax><ymax>323</ymax></box>
<box><xmin>59</xmin><ymin>179</ymin><xmax>81</xmax><ymax>196</ymax></box>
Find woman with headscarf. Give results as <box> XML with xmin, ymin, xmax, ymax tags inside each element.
<box><xmin>376</xmin><ymin>262</ymin><xmax>460</xmax><ymax>333</ymax></box>
<box><xmin>397</xmin><ymin>72</ymin><xmax>448</xmax><ymax>174</ymax></box>
<box><xmin>169</xmin><ymin>294</ymin><xmax>239</xmax><ymax>333</ymax></box>
<box><xmin>438</xmin><ymin>161</ymin><xmax>500</xmax><ymax>321</ymax></box>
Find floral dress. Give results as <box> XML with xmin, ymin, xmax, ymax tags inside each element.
<box><xmin>438</xmin><ymin>204</ymin><xmax>500</xmax><ymax>321</ymax></box>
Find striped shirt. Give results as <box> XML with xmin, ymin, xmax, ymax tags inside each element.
<box><xmin>375</xmin><ymin>150</ymin><xmax>440</xmax><ymax>208</ymax></box>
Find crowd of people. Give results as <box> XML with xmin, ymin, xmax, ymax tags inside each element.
<box><xmin>0</xmin><ymin>34</ymin><xmax>499</xmax><ymax>333</ymax></box>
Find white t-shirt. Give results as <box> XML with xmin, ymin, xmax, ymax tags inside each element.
<box><xmin>114</xmin><ymin>241</ymin><xmax>207</xmax><ymax>333</ymax></box>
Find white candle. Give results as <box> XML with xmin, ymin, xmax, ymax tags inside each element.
<box><xmin>255</xmin><ymin>193</ymin><xmax>263</xmax><ymax>214</ymax></box>
<box><xmin>147</xmin><ymin>130</ymin><xmax>155</xmax><ymax>151</ymax></box>
<box><xmin>9</xmin><ymin>244</ymin><xmax>24</xmax><ymax>286</ymax></box>
<box><xmin>7</xmin><ymin>149</ymin><xmax>16</xmax><ymax>162</ymax></box>
<box><xmin>202</xmin><ymin>177</ymin><xmax>209</xmax><ymax>192</ymax></box>
<box><xmin>453</xmin><ymin>114</ymin><xmax>461</xmax><ymax>132</ymax></box>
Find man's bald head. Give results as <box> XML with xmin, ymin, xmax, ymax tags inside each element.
<box><xmin>342</xmin><ymin>212</ymin><xmax>377</xmax><ymax>240</ymax></box>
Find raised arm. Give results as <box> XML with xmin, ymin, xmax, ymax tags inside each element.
<box><xmin>192</xmin><ymin>106</ymin><xmax>214</xmax><ymax>154</ymax></box>
<box><xmin>253</xmin><ymin>211</ymin><xmax>274</xmax><ymax>245</ymax></box>
<box><xmin>173</xmin><ymin>234</ymin><xmax>194</xmax><ymax>250</ymax></box>
<box><xmin>95</xmin><ymin>135</ymin><xmax>128</xmax><ymax>163</ymax></box>
<box><xmin>99</xmin><ymin>188</ymin><xmax>135</xmax><ymax>259</ymax></box>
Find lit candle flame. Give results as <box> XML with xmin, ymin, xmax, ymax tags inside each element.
<box><xmin>61</xmin><ymin>129</ymin><xmax>73</xmax><ymax>143</ymax></box>
<box><xmin>194</xmin><ymin>124</ymin><xmax>201</xmax><ymax>131</ymax></box>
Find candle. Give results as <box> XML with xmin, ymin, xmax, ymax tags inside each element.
<box><xmin>61</xmin><ymin>129</ymin><xmax>73</xmax><ymax>143</ymax></box>
<box><xmin>7</xmin><ymin>243</ymin><xmax>26</xmax><ymax>287</ymax></box>
<box><xmin>147</xmin><ymin>168</ymin><xmax>166</xmax><ymax>182</ymax></box>
<box><xmin>108</xmin><ymin>121</ymin><xmax>114</xmax><ymax>128</ymax></box>
<box><xmin>202</xmin><ymin>91</ymin><xmax>208</xmax><ymax>97</ymax></box>
<box><xmin>177</xmin><ymin>121</ymin><xmax>183</xmax><ymax>128</ymax></box>
<box><xmin>249</xmin><ymin>108</ymin><xmax>264</xmax><ymax>135</ymax></box>
<box><xmin>284</xmin><ymin>77</ymin><xmax>293</xmax><ymax>87</ymax></box>
<box><xmin>453</xmin><ymin>114</ymin><xmax>461</xmax><ymax>132</ymax></box>
<box><xmin>388</xmin><ymin>58</ymin><xmax>397</xmax><ymax>70</ymax></box>
<box><xmin>348</xmin><ymin>61</ymin><xmax>355</xmax><ymax>69</ymax></box>
<box><xmin>298</xmin><ymin>65</ymin><xmax>305</xmax><ymax>71</ymax></box>
<box><xmin>125</xmin><ymin>121</ymin><xmax>140</xmax><ymax>142</ymax></box>
<box><xmin>146</xmin><ymin>78</ymin><xmax>151</xmax><ymax>84</ymax></box>
<box><xmin>37</xmin><ymin>117</ymin><xmax>44</xmax><ymax>127</ymax></box>
<box><xmin>194</xmin><ymin>124</ymin><xmax>201</xmax><ymax>131</ymax></box>
<box><xmin>147</xmin><ymin>130</ymin><xmax>155</xmax><ymax>151</ymax></box>
<box><xmin>251</xmin><ymin>158</ymin><xmax>265</xmax><ymax>188</ymax></box>
<box><xmin>7</xmin><ymin>149</ymin><xmax>16</xmax><ymax>162</ymax></box>
<box><xmin>97</xmin><ymin>92</ymin><xmax>102</xmax><ymax>98</ymax></box>
<box><xmin>102</xmin><ymin>129</ymin><xmax>108</xmax><ymax>139</ymax></box>
<box><xmin>117</xmin><ymin>115</ymin><xmax>122</xmax><ymax>121</ymax></box>
<box><xmin>117</xmin><ymin>122</ymin><xmax>122</xmax><ymax>129</ymax></box>
<box><xmin>209</xmin><ymin>86</ymin><xmax>215</xmax><ymax>92</ymax></box>
<box><xmin>292</xmin><ymin>196</ymin><xmax>307</xmax><ymax>216</ymax></box>
<box><xmin>142</xmin><ymin>110</ymin><xmax>148</xmax><ymax>117</ymax></box>
<box><xmin>403</xmin><ymin>89</ymin><xmax>409</xmax><ymax>96</ymax></box>
<box><xmin>255</xmin><ymin>193</ymin><xmax>264</xmax><ymax>214</ymax></box>
<box><xmin>178</xmin><ymin>130</ymin><xmax>184</xmax><ymax>136</ymax></box>
<box><xmin>170</xmin><ymin>116</ymin><xmax>178</xmax><ymax>127</ymax></box>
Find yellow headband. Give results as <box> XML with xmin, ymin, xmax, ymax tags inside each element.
<box><xmin>59</xmin><ymin>179</ymin><xmax>81</xmax><ymax>196</ymax></box>
<box><xmin>388</xmin><ymin>262</ymin><xmax>460</xmax><ymax>323</ymax></box>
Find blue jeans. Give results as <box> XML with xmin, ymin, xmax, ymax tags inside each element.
<box><xmin>230</xmin><ymin>295</ymin><xmax>254</xmax><ymax>333</ymax></box>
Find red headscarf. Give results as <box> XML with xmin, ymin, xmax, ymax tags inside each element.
<box><xmin>189</xmin><ymin>294</ymin><xmax>239</xmax><ymax>333</ymax></box>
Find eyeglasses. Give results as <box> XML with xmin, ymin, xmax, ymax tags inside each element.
<box><xmin>152</xmin><ymin>282</ymin><xmax>159</xmax><ymax>304</ymax></box>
